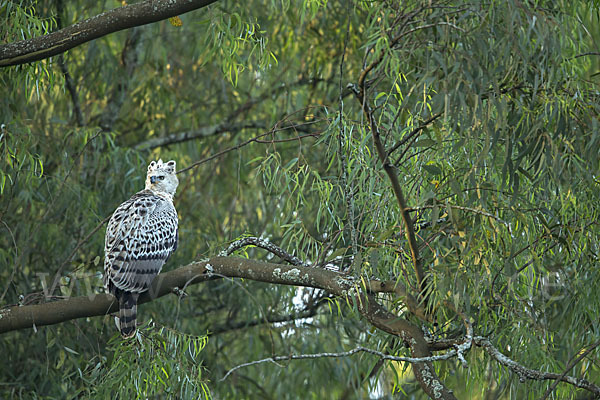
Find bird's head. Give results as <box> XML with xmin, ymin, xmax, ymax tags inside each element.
<box><xmin>145</xmin><ymin>159</ymin><xmax>179</xmax><ymax>196</ymax></box>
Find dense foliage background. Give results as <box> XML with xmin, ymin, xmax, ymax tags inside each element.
<box><xmin>1</xmin><ymin>0</ymin><xmax>599</xmax><ymax>398</ymax></box>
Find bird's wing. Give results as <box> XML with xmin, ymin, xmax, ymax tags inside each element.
<box><xmin>104</xmin><ymin>190</ymin><xmax>178</xmax><ymax>293</ymax></box>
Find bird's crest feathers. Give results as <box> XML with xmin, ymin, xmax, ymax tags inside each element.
<box><xmin>147</xmin><ymin>159</ymin><xmax>176</xmax><ymax>174</ymax></box>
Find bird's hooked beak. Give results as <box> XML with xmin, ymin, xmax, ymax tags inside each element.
<box><xmin>150</xmin><ymin>176</ymin><xmax>158</xmax><ymax>184</ymax></box>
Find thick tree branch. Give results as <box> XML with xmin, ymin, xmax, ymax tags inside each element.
<box><xmin>357</xmin><ymin>293</ymin><xmax>457</xmax><ymax>400</ymax></box>
<box><xmin>0</xmin><ymin>254</ymin><xmax>451</xmax><ymax>398</ymax></box>
<box><xmin>222</xmin><ymin>236</ymin><xmax>428</xmax><ymax>320</ymax></box>
<box><xmin>0</xmin><ymin>257</ymin><xmax>354</xmax><ymax>334</ymax></box>
<box><xmin>0</xmin><ymin>260</ymin><xmax>209</xmax><ymax>333</ymax></box>
<box><xmin>0</xmin><ymin>0</ymin><xmax>219</xmax><ymax>67</ymax></box>
<box><xmin>1</xmin><ymin>257</ymin><xmax>598</xmax><ymax>396</ymax></box>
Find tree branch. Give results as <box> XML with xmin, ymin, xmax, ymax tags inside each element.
<box><xmin>135</xmin><ymin>122</ymin><xmax>267</xmax><ymax>150</ymax></box>
<box><xmin>56</xmin><ymin>0</ymin><xmax>85</xmax><ymax>127</ymax></box>
<box><xmin>387</xmin><ymin>112</ymin><xmax>442</xmax><ymax>158</ymax></box>
<box><xmin>210</xmin><ymin>295</ymin><xmax>328</xmax><ymax>335</ymax></box>
<box><xmin>0</xmin><ymin>0</ymin><xmax>219</xmax><ymax>67</ymax></box>
<box><xmin>99</xmin><ymin>26</ymin><xmax>143</xmax><ymax>131</ymax></box>
<box><xmin>0</xmin><ymin>257</ymin><xmax>353</xmax><ymax>334</ymax></box>
<box><xmin>176</xmin><ymin>120</ymin><xmax>324</xmax><ymax>175</ymax></box>
<box><xmin>220</xmin><ymin>236</ymin><xmax>310</xmax><ymax>267</ymax></box>
<box><xmin>58</xmin><ymin>55</ymin><xmax>85</xmax><ymax>126</ymax></box>
<box><xmin>475</xmin><ymin>337</ymin><xmax>600</xmax><ymax>395</ymax></box>
<box><xmin>407</xmin><ymin>204</ymin><xmax>512</xmax><ymax>234</ymax></box>
<box><xmin>220</xmin><ymin>345</ymin><xmax>465</xmax><ymax>382</ymax></box>
<box><xmin>348</xmin><ymin>83</ymin><xmax>427</xmax><ymax>299</ymax></box>
<box><xmin>573</xmin><ymin>52</ymin><xmax>600</xmax><ymax>58</ymax></box>
<box><xmin>540</xmin><ymin>340</ymin><xmax>600</xmax><ymax>399</ymax></box>
<box><xmin>357</xmin><ymin>292</ymin><xmax>457</xmax><ymax>400</ymax></box>
<box><xmin>1</xmin><ymin>257</ymin><xmax>598</xmax><ymax>396</ymax></box>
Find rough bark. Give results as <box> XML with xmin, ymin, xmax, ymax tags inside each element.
<box><xmin>358</xmin><ymin>294</ymin><xmax>457</xmax><ymax>400</ymax></box>
<box><xmin>0</xmin><ymin>256</ymin><xmax>455</xmax><ymax>398</ymax></box>
<box><xmin>0</xmin><ymin>257</ymin><xmax>356</xmax><ymax>334</ymax></box>
<box><xmin>2</xmin><ymin>256</ymin><xmax>598</xmax><ymax>398</ymax></box>
<box><xmin>0</xmin><ymin>0</ymin><xmax>219</xmax><ymax>67</ymax></box>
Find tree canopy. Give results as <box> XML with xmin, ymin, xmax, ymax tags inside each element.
<box><xmin>1</xmin><ymin>0</ymin><xmax>600</xmax><ymax>398</ymax></box>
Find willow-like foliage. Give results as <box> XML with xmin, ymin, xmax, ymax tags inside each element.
<box><xmin>1</xmin><ymin>0</ymin><xmax>599</xmax><ymax>398</ymax></box>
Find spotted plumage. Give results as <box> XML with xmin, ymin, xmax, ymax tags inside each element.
<box><xmin>104</xmin><ymin>160</ymin><xmax>179</xmax><ymax>338</ymax></box>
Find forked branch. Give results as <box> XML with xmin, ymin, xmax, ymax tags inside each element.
<box><xmin>1</xmin><ymin>256</ymin><xmax>598</xmax><ymax>396</ymax></box>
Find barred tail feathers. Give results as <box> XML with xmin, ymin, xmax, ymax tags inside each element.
<box><xmin>118</xmin><ymin>291</ymin><xmax>139</xmax><ymax>339</ymax></box>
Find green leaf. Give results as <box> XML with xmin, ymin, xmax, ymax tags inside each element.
<box><xmin>422</xmin><ymin>163</ymin><xmax>442</xmax><ymax>175</ymax></box>
<box><xmin>413</xmin><ymin>138</ymin><xmax>436</xmax><ymax>147</ymax></box>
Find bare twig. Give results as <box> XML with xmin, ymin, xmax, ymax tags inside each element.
<box><xmin>357</xmin><ymin>11</ymin><xmax>462</xmax><ymax>90</ymax></box>
<box><xmin>254</xmin><ymin>133</ymin><xmax>321</xmax><ymax>144</ymax></box>
<box><xmin>210</xmin><ymin>295</ymin><xmax>329</xmax><ymax>335</ymax></box>
<box><xmin>56</xmin><ymin>0</ymin><xmax>84</xmax><ymax>127</ymax></box>
<box><xmin>229</xmin><ymin>78</ymin><xmax>329</xmax><ymax>120</ymax></box>
<box><xmin>220</xmin><ymin>345</ymin><xmax>464</xmax><ymax>381</ymax></box>
<box><xmin>219</xmin><ymin>236</ymin><xmax>310</xmax><ymax>267</ymax></box>
<box><xmin>99</xmin><ymin>26</ymin><xmax>143</xmax><ymax>131</ymax></box>
<box><xmin>475</xmin><ymin>337</ymin><xmax>600</xmax><ymax>395</ymax></box>
<box><xmin>3</xmin><ymin>129</ymin><xmax>103</xmax><ymax>301</ymax></box>
<box><xmin>0</xmin><ymin>220</ymin><xmax>19</xmax><ymax>303</ymax></box>
<box><xmin>490</xmin><ymin>220</ymin><xmax>596</xmax><ymax>305</ymax></box>
<box><xmin>135</xmin><ymin>122</ymin><xmax>266</xmax><ymax>150</ymax></box>
<box><xmin>58</xmin><ymin>55</ymin><xmax>84</xmax><ymax>126</ymax></box>
<box><xmin>40</xmin><ymin>129</ymin><xmax>103</xmax><ymax>223</ymax></box>
<box><xmin>176</xmin><ymin>120</ymin><xmax>324</xmax><ymax>175</ymax></box>
<box><xmin>407</xmin><ymin>204</ymin><xmax>512</xmax><ymax>234</ymax></box>
<box><xmin>573</xmin><ymin>52</ymin><xmax>600</xmax><ymax>58</ymax></box>
<box><xmin>539</xmin><ymin>340</ymin><xmax>600</xmax><ymax>399</ymax></box>
<box><xmin>52</xmin><ymin>214</ymin><xmax>113</xmax><ymax>286</ymax></box>
<box><xmin>387</xmin><ymin>113</ymin><xmax>442</xmax><ymax>158</ymax></box>
<box><xmin>399</xmin><ymin>21</ymin><xmax>464</xmax><ymax>38</ymax></box>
